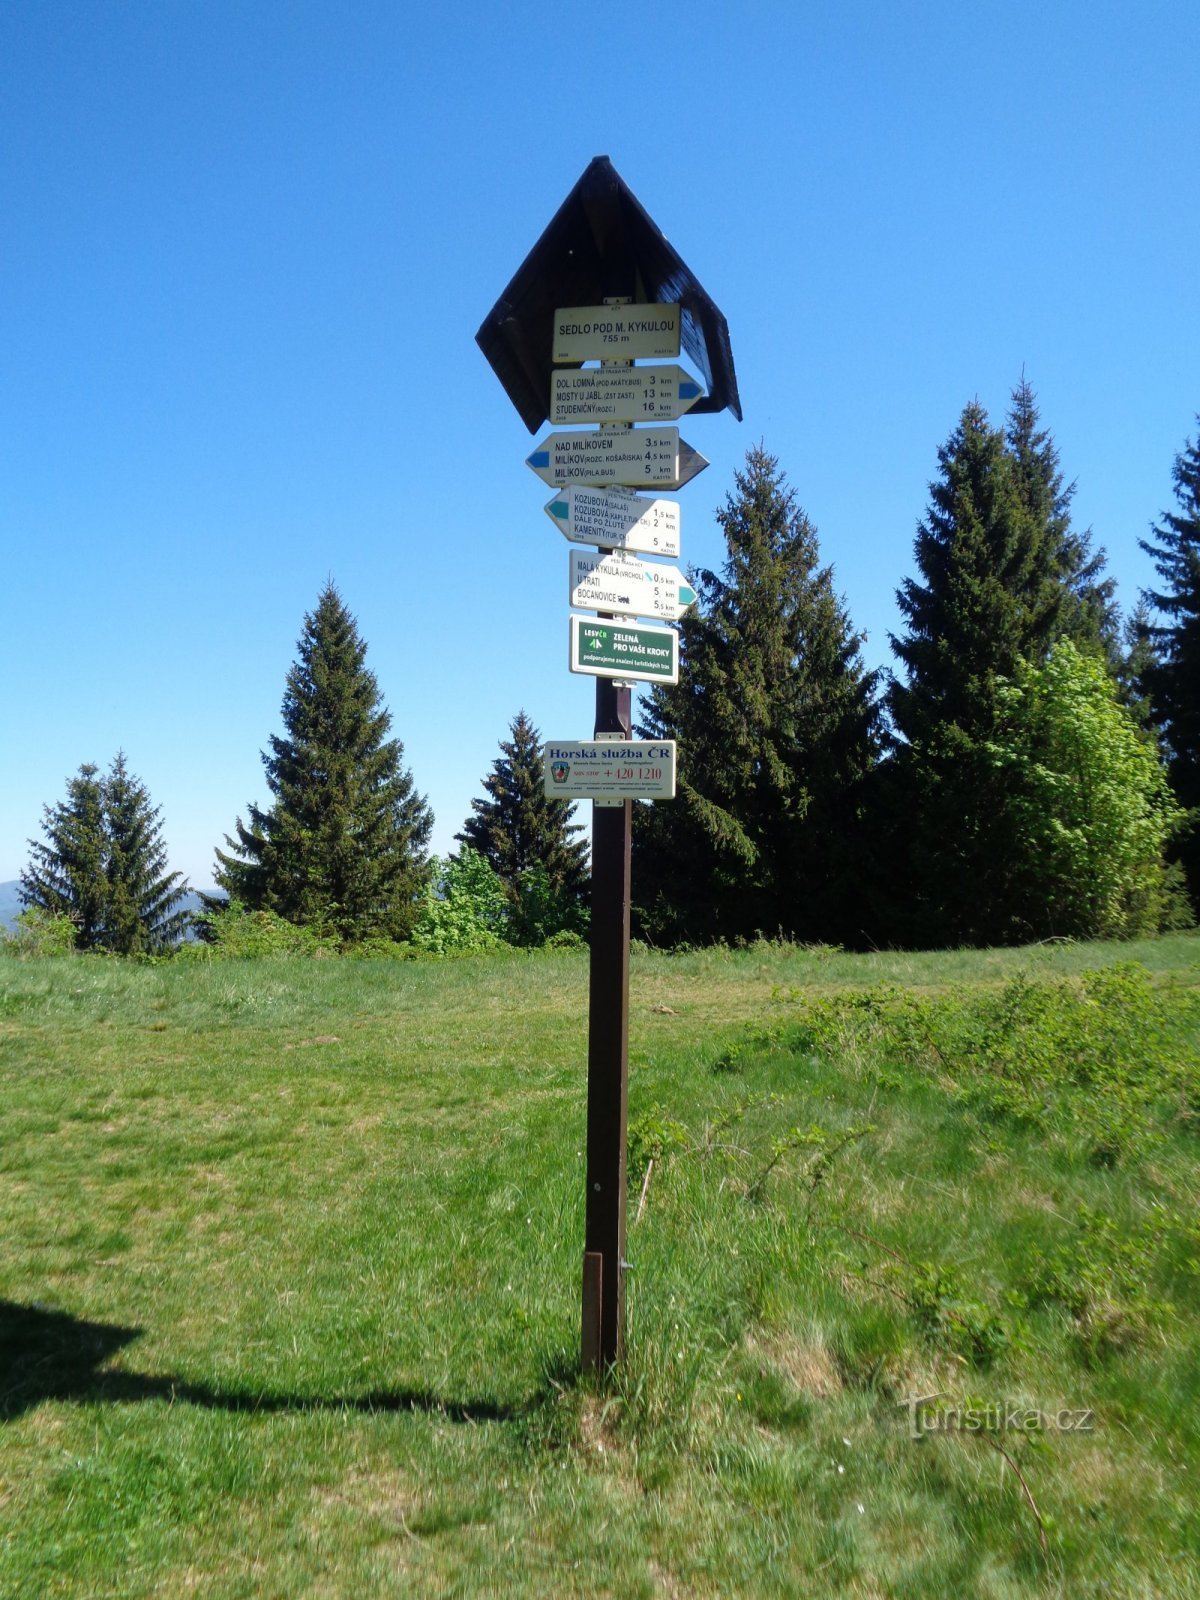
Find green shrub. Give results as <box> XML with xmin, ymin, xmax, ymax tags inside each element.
<box><xmin>627</xmin><ymin>1104</ymin><xmax>690</xmax><ymax>1178</ymax></box>
<box><xmin>339</xmin><ymin>936</ymin><xmax>418</xmax><ymax>960</ymax></box>
<box><xmin>1020</xmin><ymin>1204</ymin><xmax>1174</xmax><ymax>1362</ymax></box>
<box><xmin>1</xmin><ymin>907</ymin><xmax>78</xmax><ymax>958</ymax></box>
<box><xmin>184</xmin><ymin>900</ymin><xmax>332</xmax><ymax>958</ymax></box>
<box><xmin>780</xmin><ymin>962</ymin><xmax>1198</xmax><ymax>1168</ymax></box>
<box><xmin>510</xmin><ymin>863</ymin><xmax>589</xmax><ymax>948</ymax></box>
<box><xmin>905</xmin><ymin>1261</ymin><xmax>1013</xmax><ymax>1367</ymax></box>
<box><xmin>988</xmin><ymin>640</ymin><xmax>1185</xmax><ymax>938</ymax></box>
<box><xmin>410</xmin><ymin>849</ymin><xmax>511</xmax><ymax>956</ymax></box>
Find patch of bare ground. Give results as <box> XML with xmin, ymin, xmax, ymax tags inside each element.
<box><xmin>647</xmin><ymin>1557</ymin><xmax>693</xmax><ymax>1596</ymax></box>
<box><xmin>578</xmin><ymin>1393</ymin><xmax>623</xmax><ymax>1460</ymax></box>
<box><xmin>881</xmin><ymin>1351</ymin><xmax>977</xmax><ymax>1410</ymax></box>
<box><xmin>22</xmin><ymin>1411</ymin><xmax>69</xmax><ymax>1445</ymax></box>
<box><xmin>1007</xmin><ymin>1184</ymin><xmax>1069</xmax><ymax>1220</ymax></box>
<box><xmin>314</xmin><ymin>1466</ymin><xmax>423</xmax><ymax>1533</ymax></box>
<box><xmin>743</xmin><ymin>1328</ymin><xmax>843</xmax><ymax>1398</ymax></box>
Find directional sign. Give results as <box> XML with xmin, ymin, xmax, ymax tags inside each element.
<box><xmin>550</xmin><ymin>365</ymin><xmax>704</xmax><ymax>425</ymax></box>
<box><xmin>569</xmin><ymin>615</ymin><xmax>679</xmax><ymax>685</ymax></box>
<box><xmin>544</xmin><ymin>740</ymin><xmax>677</xmax><ymax>800</ymax></box>
<box><xmin>570</xmin><ymin>549</ymin><xmax>697</xmax><ymax>623</ymax></box>
<box><xmin>545</xmin><ymin>485</ymin><xmax>681</xmax><ymax>556</ymax></box>
<box><xmin>527</xmin><ymin>428</ymin><xmax>708</xmax><ymax>489</ymax></box>
<box><xmin>552</xmin><ymin>303</ymin><xmax>680</xmax><ymax>363</ymax></box>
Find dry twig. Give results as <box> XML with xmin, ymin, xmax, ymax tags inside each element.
<box><xmin>635</xmin><ymin>1159</ymin><xmax>654</xmax><ymax>1225</ymax></box>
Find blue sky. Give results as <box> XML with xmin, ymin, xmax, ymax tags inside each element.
<box><xmin>3</xmin><ymin>0</ymin><xmax>1198</xmax><ymax>888</ymax></box>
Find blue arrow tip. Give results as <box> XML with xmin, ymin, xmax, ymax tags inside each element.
<box><xmin>528</xmin><ymin>450</ymin><xmax>550</xmax><ymax>469</ymax></box>
<box><xmin>679</xmin><ymin>381</ymin><xmax>702</xmax><ymax>400</ymax></box>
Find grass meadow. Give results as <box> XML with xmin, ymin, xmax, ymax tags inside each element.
<box><xmin>1</xmin><ymin>934</ymin><xmax>1198</xmax><ymax>1597</ymax></box>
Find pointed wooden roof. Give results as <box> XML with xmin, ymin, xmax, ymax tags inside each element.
<box><xmin>477</xmin><ymin>156</ymin><xmax>741</xmax><ymax>434</ymax></box>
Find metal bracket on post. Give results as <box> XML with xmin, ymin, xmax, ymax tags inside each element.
<box><xmin>581</xmin><ymin>1252</ymin><xmax>604</xmax><ymax>1372</ymax></box>
<box><xmin>595</xmin><ymin>718</ymin><xmax>628</xmax><ymax>807</ymax></box>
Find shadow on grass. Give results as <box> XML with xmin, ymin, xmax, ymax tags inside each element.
<box><xmin>0</xmin><ymin>1299</ymin><xmax>534</xmax><ymax>1423</ymax></box>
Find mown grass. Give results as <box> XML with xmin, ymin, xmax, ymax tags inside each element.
<box><xmin>1</xmin><ymin>934</ymin><xmax>1198</xmax><ymax>1597</ymax></box>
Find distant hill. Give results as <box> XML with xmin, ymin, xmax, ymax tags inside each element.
<box><xmin>0</xmin><ymin>880</ymin><xmax>22</xmax><ymax>930</ymax></box>
<box><xmin>0</xmin><ymin>880</ymin><xmax>207</xmax><ymax>937</ymax></box>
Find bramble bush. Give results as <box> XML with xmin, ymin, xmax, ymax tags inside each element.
<box><xmin>777</xmin><ymin>963</ymin><xmax>1198</xmax><ymax>1166</ymax></box>
<box><xmin>769</xmin><ymin>960</ymin><xmax>1199</xmax><ymax>1364</ymax></box>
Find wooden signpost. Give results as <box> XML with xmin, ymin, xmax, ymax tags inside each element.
<box><xmin>544</xmin><ymin>486</ymin><xmax>681</xmax><ymax>557</ymax></box>
<box><xmin>476</xmin><ymin>156</ymin><xmax>740</xmax><ymax>1375</ymax></box>
<box><xmin>550</xmin><ymin>365</ymin><xmax>703</xmax><ymax>425</ymax></box>
<box><xmin>526</xmin><ymin>427</ymin><xmax>708</xmax><ymax>490</ymax></box>
<box><xmin>569</xmin><ymin>549</ymin><xmax>697</xmax><ymax>622</ymax></box>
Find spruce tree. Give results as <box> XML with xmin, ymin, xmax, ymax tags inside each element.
<box><xmin>633</xmin><ymin>445</ymin><xmax>881</xmax><ymax>946</ymax></box>
<box><xmin>101</xmin><ymin>752</ymin><xmax>193</xmax><ymax>953</ymax></box>
<box><xmin>21</xmin><ymin>756</ymin><xmax>190</xmax><ymax>952</ymax></box>
<box><xmin>213</xmin><ymin>584</ymin><xmax>433</xmax><ymax>942</ymax></box>
<box><xmin>888</xmin><ymin>402</ymin><xmax>1057</xmax><ymax>945</ymax></box>
<box><xmin>1005</xmin><ymin>378</ymin><xmax>1117</xmax><ymax>658</ymax></box>
<box><xmin>456</xmin><ymin>710</ymin><xmax>588</xmax><ymax>898</ymax></box>
<box><xmin>1117</xmin><ymin>602</ymin><xmax>1160</xmax><ymax>729</ymax></box>
<box><xmin>20</xmin><ymin>763</ymin><xmax>109</xmax><ymax>948</ymax></box>
<box><xmin>887</xmin><ymin>395</ymin><xmax>1124</xmax><ymax>946</ymax></box>
<box><xmin>892</xmin><ymin>401</ymin><xmax>1050</xmax><ymax>745</ymax></box>
<box><xmin>1138</xmin><ymin>421</ymin><xmax>1200</xmax><ymax>907</ymax></box>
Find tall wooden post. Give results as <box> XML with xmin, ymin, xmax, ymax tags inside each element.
<box><xmin>582</xmin><ymin>325</ymin><xmax>634</xmax><ymax>1374</ymax></box>
<box><xmin>581</xmin><ymin>678</ymin><xmax>632</xmax><ymax>1371</ymax></box>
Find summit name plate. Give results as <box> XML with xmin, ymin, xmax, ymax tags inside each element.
<box><xmin>552</xmin><ymin>303</ymin><xmax>681</xmax><ymax>363</ymax></box>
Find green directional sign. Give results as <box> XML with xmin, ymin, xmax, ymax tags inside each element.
<box><xmin>569</xmin><ymin>615</ymin><xmax>679</xmax><ymax>685</ymax></box>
